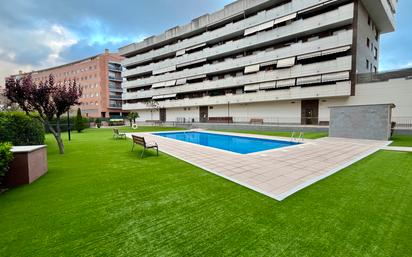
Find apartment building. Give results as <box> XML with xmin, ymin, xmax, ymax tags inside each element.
<box><xmin>119</xmin><ymin>0</ymin><xmax>405</xmax><ymax>125</ymax></box>
<box><xmin>9</xmin><ymin>49</ymin><xmax>125</xmax><ymax>118</ymax></box>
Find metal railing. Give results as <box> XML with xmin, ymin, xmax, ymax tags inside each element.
<box><xmin>170</xmin><ymin>116</ymin><xmax>412</xmax><ymax>128</ymax></box>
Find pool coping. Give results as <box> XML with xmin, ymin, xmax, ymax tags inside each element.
<box><xmin>151</xmin><ymin>130</ymin><xmax>305</xmax><ymax>156</ymax></box>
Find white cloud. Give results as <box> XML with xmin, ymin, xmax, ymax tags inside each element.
<box><xmin>34</xmin><ymin>24</ymin><xmax>78</xmax><ymax>66</ymax></box>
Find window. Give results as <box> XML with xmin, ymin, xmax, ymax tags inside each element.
<box><xmin>374</xmin><ymin>47</ymin><xmax>378</xmax><ymax>59</ymax></box>
<box><xmin>366</xmin><ymin>59</ymin><xmax>370</xmax><ymax>69</ymax></box>
<box><xmin>368</xmin><ymin>16</ymin><xmax>371</xmax><ymax>26</ymax></box>
<box><xmin>366</xmin><ymin>38</ymin><xmax>370</xmax><ymax>47</ymax></box>
<box><xmin>374</xmin><ymin>66</ymin><xmax>377</xmax><ymax>73</ymax></box>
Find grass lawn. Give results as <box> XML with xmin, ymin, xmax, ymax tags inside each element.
<box><xmin>213</xmin><ymin>129</ymin><xmax>328</xmax><ymax>139</ymax></box>
<box><xmin>0</xmin><ymin>128</ymin><xmax>411</xmax><ymax>256</ymax></box>
<box><xmin>390</xmin><ymin>135</ymin><xmax>412</xmax><ymax>147</ymax></box>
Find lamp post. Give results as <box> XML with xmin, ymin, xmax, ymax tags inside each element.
<box><xmin>227</xmin><ymin>101</ymin><xmax>230</xmax><ymax>124</ymax></box>
<box><xmin>67</xmin><ymin>110</ymin><xmax>71</xmax><ymax>141</ymax></box>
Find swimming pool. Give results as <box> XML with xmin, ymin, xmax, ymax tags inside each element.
<box><xmin>153</xmin><ymin>131</ymin><xmax>299</xmax><ymax>154</ymax></box>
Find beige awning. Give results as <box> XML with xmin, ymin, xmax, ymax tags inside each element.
<box><xmin>244</xmin><ymin>84</ymin><xmax>260</xmax><ymax>91</ymax></box>
<box><xmin>152</xmin><ymin>80</ymin><xmax>177</xmax><ymax>89</ymax></box>
<box><xmin>296</xmin><ymin>75</ymin><xmax>322</xmax><ymax>85</ymax></box>
<box><xmin>297</xmin><ymin>51</ymin><xmax>322</xmax><ymax>60</ymax></box>
<box><xmin>176</xmin><ymin>78</ymin><xmax>187</xmax><ymax>85</ymax></box>
<box><xmin>259</xmin><ymin>81</ymin><xmax>276</xmax><ymax>89</ymax></box>
<box><xmin>186</xmin><ymin>74</ymin><xmax>207</xmax><ymax>81</ymax></box>
<box><xmin>152</xmin><ymin>93</ymin><xmax>177</xmax><ymax>100</ymax></box>
<box><xmin>176</xmin><ymin>49</ymin><xmax>186</xmax><ymax>56</ymax></box>
<box><xmin>176</xmin><ymin>58</ymin><xmax>207</xmax><ymax>69</ymax></box>
<box><xmin>258</xmin><ymin>20</ymin><xmax>274</xmax><ymax>31</ymax></box>
<box><xmin>322</xmin><ymin>46</ymin><xmax>351</xmax><ymax>56</ymax></box>
<box><xmin>244</xmin><ymin>25</ymin><xmax>260</xmax><ymax>36</ymax></box>
<box><xmin>277</xmin><ymin>57</ymin><xmax>295</xmax><ymax>68</ymax></box>
<box><xmin>274</xmin><ymin>13</ymin><xmax>297</xmax><ymax>25</ymax></box>
<box><xmin>185</xmin><ymin>43</ymin><xmax>206</xmax><ymax>52</ymax></box>
<box><xmin>276</xmin><ymin>79</ymin><xmax>295</xmax><ymax>88</ymax></box>
<box><xmin>322</xmin><ymin>71</ymin><xmax>350</xmax><ymax>82</ymax></box>
<box><xmin>244</xmin><ymin>64</ymin><xmax>260</xmax><ymax>74</ymax></box>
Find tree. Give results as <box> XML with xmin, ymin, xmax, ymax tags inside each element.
<box><xmin>127</xmin><ymin>112</ymin><xmax>139</xmax><ymax>126</ymax></box>
<box><xmin>4</xmin><ymin>74</ymin><xmax>81</xmax><ymax>154</ymax></box>
<box><xmin>145</xmin><ymin>100</ymin><xmax>160</xmax><ymax>120</ymax></box>
<box><xmin>74</xmin><ymin>108</ymin><xmax>85</xmax><ymax>133</ymax></box>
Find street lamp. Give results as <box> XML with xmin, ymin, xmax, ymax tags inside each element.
<box><xmin>67</xmin><ymin>110</ymin><xmax>71</xmax><ymax>141</ymax></box>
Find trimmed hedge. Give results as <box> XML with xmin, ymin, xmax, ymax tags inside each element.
<box><xmin>0</xmin><ymin>112</ymin><xmax>45</xmax><ymax>146</ymax></box>
<box><xmin>0</xmin><ymin>142</ymin><xmax>13</xmax><ymax>180</ymax></box>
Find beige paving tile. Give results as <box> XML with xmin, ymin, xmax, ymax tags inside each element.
<box><xmin>127</xmin><ymin>131</ymin><xmax>388</xmax><ymax>201</ymax></box>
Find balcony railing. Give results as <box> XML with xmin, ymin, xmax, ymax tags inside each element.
<box><xmin>108</xmin><ymin>76</ymin><xmax>123</xmax><ymax>81</ymax></box>
<box><xmin>109</xmin><ymin>95</ymin><xmax>122</xmax><ymax>99</ymax></box>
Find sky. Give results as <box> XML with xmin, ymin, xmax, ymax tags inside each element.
<box><xmin>0</xmin><ymin>0</ymin><xmax>411</xmax><ymax>86</ymax></box>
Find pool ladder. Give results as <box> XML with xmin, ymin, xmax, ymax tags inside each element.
<box><xmin>291</xmin><ymin>131</ymin><xmax>304</xmax><ymax>142</ymax></box>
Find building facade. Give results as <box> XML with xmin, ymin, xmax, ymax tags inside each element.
<box><xmin>9</xmin><ymin>49</ymin><xmax>125</xmax><ymax>118</ymax></box>
<box><xmin>119</xmin><ymin>0</ymin><xmax>406</xmax><ymax>125</ymax></box>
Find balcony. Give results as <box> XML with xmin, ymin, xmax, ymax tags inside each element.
<box><xmin>123</xmin><ymin>3</ymin><xmax>353</xmax><ymax>78</ymax></box>
<box><xmin>109</xmin><ymin>95</ymin><xmax>122</xmax><ymax>100</ymax></box>
<box><xmin>109</xmin><ymin>86</ymin><xmax>123</xmax><ymax>93</ymax></box>
<box><xmin>121</xmin><ymin>0</ymin><xmax>337</xmax><ymax>64</ymax></box>
<box><xmin>108</xmin><ymin>76</ymin><xmax>123</xmax><ymax>82</ymax></box>
<box><xmin>123</xmin><ymin>5</ymin><xmax>354</xmax><ymax>88</ymax></box>
<box><xmin>122</xmin><ymin>81</ymin><xmax>351</xmax><ymax>110</ymax></box>
<box><xmin>123</xmin><ymin>56</ymin><xmax>352</xmax><ymax>101</ymax></box>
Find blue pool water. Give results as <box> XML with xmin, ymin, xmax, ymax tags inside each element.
<box><xmin>153</xmin><ymin>131</ymin><xmax>299</xmax><ymax>154</ymax></box>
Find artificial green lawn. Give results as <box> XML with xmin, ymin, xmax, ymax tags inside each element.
<box><xmin>0</xmin><ymin>128</ymin><xmax>411</xmax><ymax>256</ymax></box>
<box><xmin>390</xmin><ymin>135</ymin><xmax>412</xmax><ymax>147</ymax></box>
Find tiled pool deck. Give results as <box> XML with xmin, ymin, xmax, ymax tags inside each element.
<box><xmin>127</xmin><ymin>130</ymin><xmax>390</xmax><ymax>201</ymax></box>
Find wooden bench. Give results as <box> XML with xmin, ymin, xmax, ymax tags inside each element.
<box><xmin>208</xmin><ymin>117</ymin><xmax>233</xmax><ymax>123</ymax></box>
<box><xmin>113</xmin><ymin>128</ymin><xmax>126</xmax><ymax>139</ymax></box>
<box><xmin>132</xmin><ymin>135</ymin><xmax>159</xmax><ymax>158</ymax></box>
<box><xmin>250</xmin><ymin>118</ymin><xmax>264</xmax><ymax>124</ymax></box>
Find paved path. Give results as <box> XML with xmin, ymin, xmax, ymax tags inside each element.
<box><xmin>383</xmin><ymin>146</ymin><xmax>412</xmax><ymax>152</ymax></box>
<box><xmin>128</xmin><ymin>131</ymin><xmax>389</xmax><ymax>201</ymax></box>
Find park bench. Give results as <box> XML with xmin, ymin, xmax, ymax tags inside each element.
<box><xmin>113</xmin><ymin>128</ymin><xmax>126</xmax><ymax>139</ymax></box>
<box><xmin>208</xmin><ymin>117</ymin><xmax>233</xmax><ymax>123</ymax></box>
<box><xmin>250</xmin><ymin>118</ymin><xmax>264</xmax><ymax>124</ymax></box>
<box><xmin>132</xmin><ymin>135</ymin><xmax>159</xmax><ymax>158</ymax></box>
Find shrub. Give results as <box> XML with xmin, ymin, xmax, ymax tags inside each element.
<box><xmin>0</xmin><ymin>142</ymin><xmax>13</xmax><ymax>181</ymax></box>
<box><xmin>0</xmin><ymin>112</ymin><xmax>45</xmax><ymax>145</ymax></box>
<box><xmin>96</xmin><ymin>118</ymin><xmax>101</xmax><ymax>128</ymax></box>
<box><xmin>74</xmin><ymin>108</ymin><xmax>85</xmax><ymax>133</ymax></box>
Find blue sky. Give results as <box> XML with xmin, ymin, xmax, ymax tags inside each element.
<box><xmin>0</xmin><ymin>0</ymin><xmax>410</xmax><ymax>84</ymax></box>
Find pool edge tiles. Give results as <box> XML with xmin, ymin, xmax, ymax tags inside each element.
<box><xmin>152</xmin><ymin>131</ymin><xmax>300</xmax><ymax>154</ymax></box>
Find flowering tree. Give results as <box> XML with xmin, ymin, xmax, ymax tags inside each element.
<box><xmin>4</xmin><ymin>74</ymin><xmax>81</xmax><ymax>154</ymax></box>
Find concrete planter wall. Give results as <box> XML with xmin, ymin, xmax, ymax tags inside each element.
<box><xmin>5</xmin><ymin>145</ymin><xmax>48</xmax><ymax>187</ymax></box>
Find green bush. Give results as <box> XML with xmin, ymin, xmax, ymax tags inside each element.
<box><xmin>0</xmin><ymin>142</ymin><xmax>13</xmax><ymax>180</ymax></box>
<box><xmin>0</xmin><ymin>112</ymin><xmax>45</xmax><ymax>145</ymax></box>
<box><xmin>74</xmin><ymin>108</ymin><xmax>86</xmax><ymax>133</ymax></box>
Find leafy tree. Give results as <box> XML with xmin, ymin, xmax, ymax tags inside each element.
<box><xmin>74</xmin><ymin>108</ymin><xmax>85</xmax><ymax>133</ymax></box>
<box><xmin>127</xmin><ymin>112</ymin><xmax>139</xmax><ymax>125</ymax></box>
<box><xmin>4</xmin><ymin>75</ymin><xmax>81</xmax><ymax>154</ymax></box>
<box><xmin>145</xmin><ymin>100</ymin><xmax>160</xmax><ymax>120</ymax></box>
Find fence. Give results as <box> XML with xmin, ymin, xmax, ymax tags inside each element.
<box><xmin>173</xmin><ymin>116</ymin><xmax>412</xmax><ymax>128</ymax></box>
